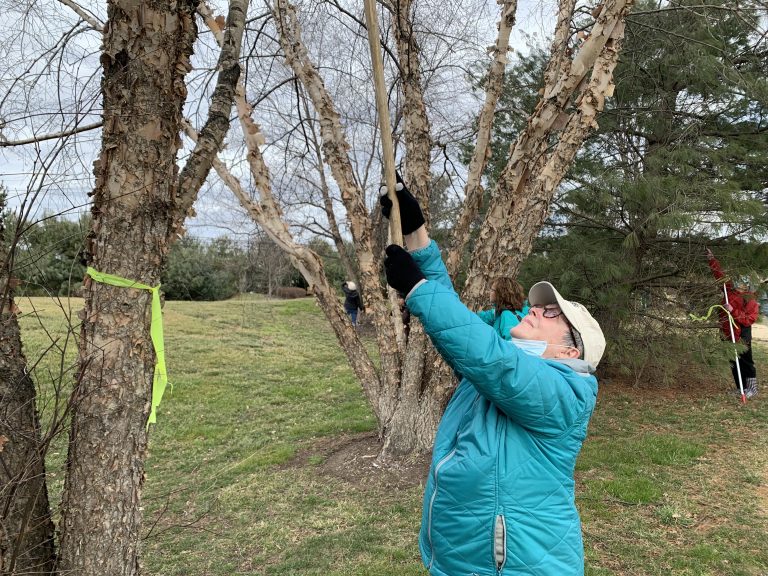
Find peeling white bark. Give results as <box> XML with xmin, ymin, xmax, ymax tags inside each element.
<box><xmin>446</xmin><ymin>0</ymin><xmax>519</xmax><ymax>278</ymax></box>
<box><xmin>463</xmin><ymin>0</ymin><xmax>635</xmax><ymax>306</ymax></box>
<box><xmin>270</xmin><ymin>0</ymin><xmax>403</xmax><ymax>421</ymax></box>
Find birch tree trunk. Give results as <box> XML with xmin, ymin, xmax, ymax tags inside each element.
<box><xmin>299</xmin><ymin>91</ymin><xmax>359</xmax><ymax>284</ymax></box>
<box><xmin>446</xmin><ymin>0</ymin><xmax>518</xmax><ymax>278</ymax></box>
<box><xmin>375</xmin><ymin>0</ymin><xmax>445</xmax><ymax>457</ymax></box>
<box><xmin>270</xmin><ymin>0</ymin><xmax>403</xmax><ymax>422</ymax></box>
<box><xmin>57</xmin><ymin>1</ymin><xmax>247</xmax><ymax>573</ymax></box>
<box><xmin>0</xmin><ymin>220</ymin><xmax>56</xmax><ymax>575</ymax></box>
<box><xmin>461</xmin><ymin>0</ymin><xmax>635</xmax><ymax>306</ymax></box>
<box><xmin>266</xmin><ymin>0</ymin><xmax>446</xmax><ymax>456</ymax></box>
<box><xmin>211</xmin><ymin>0</ymin><xmax>633</xmax><ymax>459</ymax></box>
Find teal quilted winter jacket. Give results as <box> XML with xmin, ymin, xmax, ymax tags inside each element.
<box><xmin>407</xmin><ymin>241</ymin><xmax>598</xmax><ymax>576</ymax></box>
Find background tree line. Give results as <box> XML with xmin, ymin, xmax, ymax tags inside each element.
<box><xmin>0</xmin><ymin>211</ymin><xmax>358</xmax><ymax>300</ymax></box>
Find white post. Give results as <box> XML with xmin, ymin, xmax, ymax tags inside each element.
<box><xmin>723</xmin><ymin>284</ymin><xmax>746</xmax><ymax>402</ymax></box>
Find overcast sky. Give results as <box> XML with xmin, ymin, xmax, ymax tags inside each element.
<box><xmin>0</xmin><ymin>0</ymin><xmax>557</xmax><ymax>241</ymax></box>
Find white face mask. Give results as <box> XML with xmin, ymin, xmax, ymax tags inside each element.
<box><xmin>510</xmin><ymin>338</ymin><xmax>548</xmax><ymax>356</ymax></box>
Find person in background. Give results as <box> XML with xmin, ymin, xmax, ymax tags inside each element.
<box><xmin>341</xmin><ymin>280</ymin><xmax>364</xmax><ymax>327</ymax></box>
<box><xmin>476</xmin><ymin>276</ymin><xmax>529</xmax><ymax>340</ymax></box>
<box><xmin>381</xmin><ymin>177</ymin><xmax>605</xmax><ymax>576</ymax></box>
<box><xmin>706</xmin><ymin>248</ymin><xmax>760</xmax><ymax>398</ymax></box>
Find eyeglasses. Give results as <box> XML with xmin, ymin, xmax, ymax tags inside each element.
<box><xmin>533</xmin><ymin>304</ymin><xmax>582</xmax><ymax>357</ymax></box>
<box><xmin>531</xmin><ymin>304</ymin><xmax>563</xmax><ymax>319</ymax></box>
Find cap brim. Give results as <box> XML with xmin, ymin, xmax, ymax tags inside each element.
<box><xmin>528</xmin><ymin>281</ymin><xmax>558</xmax><ymax>307</ymax></box>
<box><xmin>529</xmin><ymin>281</ymin><xmax>579</xmax><ymax>328</ymax></box>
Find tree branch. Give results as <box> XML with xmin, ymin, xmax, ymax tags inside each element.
<box><xmin>56</xmin><ymin>0</ymin><xmax>104</xmax><ymax>30</ymax></box>
<box><xmin>0</xmin><ymin>122</ymin><xmax>102</xmax><ymax>147</ymax></box>
<box><xmin>445</xmin><ymin>0</ymin><xmax>518</xmax><ymax>278</ymax></box>
<box><xmin>175</xmin><ymin>0</ymin><xmax>249</xmax><ymax>234</ymax></box>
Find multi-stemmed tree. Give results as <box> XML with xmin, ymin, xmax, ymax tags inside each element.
<box><xmin>206</xmin><ymin>0</ymin><xmax>635</xmax><ymax>457</ymax></box>
<box><xmin>2</xmin><ymin>0</ymin><xmax>637</xmax><ymax>571</ymax></box>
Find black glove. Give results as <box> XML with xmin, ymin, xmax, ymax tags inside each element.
<box><xmin>384</xmin><ymin>244</ymin><xmax>425</xmax><ymax>295</ymax></box>
<box><xmin>379</xmin><ymin>173</ymin><xmax>425</xmax><ymax>235</ymax></box>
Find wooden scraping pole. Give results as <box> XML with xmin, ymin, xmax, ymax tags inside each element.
<box><xmin>363</xmin><ymin>0</ymin><xmax>403</xmax><ymax>247</ymax></box>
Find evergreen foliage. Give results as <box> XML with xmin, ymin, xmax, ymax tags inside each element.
<box><xmin>481</xmin><ymin>0</ymin><xmax>768</xmax><ymax>375</ymax></box>
<box><xmin>161</xmin><ymin>236</ymin><xmax>242</xmax><ymax>301</ymax></box>
<box><xmin>307</xmin><ymin>237</ymin><xmax>348</xmax><ymax>288</ymax></box>
<box><xmin>4</xmin><ymin>213</ymin><xmax>89</xmax><ymax>296</ymax></box>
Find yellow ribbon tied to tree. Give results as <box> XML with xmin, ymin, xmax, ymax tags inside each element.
<box><xmin>689</xmin><ymin>304</ymin><xmax>737</xmax><ymax>328</ymax></box>
<box><xmin>86</xmin><ymin>267</ymin><xmax>168</xmax><ymax>427</ymax></box>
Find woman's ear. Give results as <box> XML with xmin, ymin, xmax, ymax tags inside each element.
<box><xmin>554</xmin><ymin>346</ymin><xmax>580</xmax><ymax>359</ymax></box>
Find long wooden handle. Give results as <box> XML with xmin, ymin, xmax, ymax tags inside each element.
<box><xmin>363</xmin><ymin>0</ymin><xmax>403</xmax><ymax>247</ymax></box>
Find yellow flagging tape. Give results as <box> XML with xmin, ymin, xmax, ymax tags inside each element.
<box><xmin>689</xmin><ymin>304</ymin><xmax>737</xmax><ymax>328</ymax></box>
<box><xmin>86</xmin><ymin>267</ymin><xmax>168</xmax><ymax>428</ymax></box>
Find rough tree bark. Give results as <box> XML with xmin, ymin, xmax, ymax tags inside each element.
<box><xmin>375</xmin><ymin>0</ymin><xmax>444</xmax><ymax>457</ymax></box>
<box><xmin>460</xmin><ymin>0</ymin><xmax>635</xmax><ymax>307</ymax></box>
<box><xmin>0</xmin><ymin>209</ymin><xmax>56</xmax><ymax>576</ymax></box>
<box><xmin>57</xmin><ymin>1</ymin><xmax>247</xmax><ymax>574</ymax></box>
<box><xmin>211</xmin><ymin>0</ymin><xmax>634</xmax><ymax>459</ymax></box>
<box><xmin>387</xmin><ymin>0</ymin><xmax>432</xmax><ymax>203</ymax></box>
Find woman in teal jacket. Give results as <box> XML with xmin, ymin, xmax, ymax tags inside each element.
<box><xmin>476</xmin><ymin>276</ymin><xmax>529</xmax><ymax>340</ymax></box>
<box><xmin>381</xmin><ymin>181</ymin><xmax>605</xmax><ymax>576</ymax></box>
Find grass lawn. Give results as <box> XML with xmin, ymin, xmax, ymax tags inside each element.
<box><xmin>17</xmin><ymin>295</ymin><xmax>768</xmax><ymax>575</ymax></box>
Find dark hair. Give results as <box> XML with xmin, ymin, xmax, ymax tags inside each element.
<box><xmin>492</xmin><ymin>277</ymin><xmax>525</xmax><ymax>314</ymax></box>
<box><xmin>562</xmin><ymin>323</ymin><xmax>584</xmax><ymax>359</ymax></box>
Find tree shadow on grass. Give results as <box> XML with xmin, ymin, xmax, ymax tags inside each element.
<box><xmin>281</xmin><ymin>431</ymin><xmax>431</xmax><ymax>492</ymax></box>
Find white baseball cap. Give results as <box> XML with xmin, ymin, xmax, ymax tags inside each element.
<box><xmin>528</xmin><ymin>281</ymin><xmax>606</xmax><ymax>369</ymax></box>
<box><xmin>346</xmin><ymin>281</ymin><xmax>357</xmax><ymax>291</ymax></box>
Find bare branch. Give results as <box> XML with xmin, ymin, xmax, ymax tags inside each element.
<box><xmin>542</xmin><ymin>0</ymin><xmax>577</xmax><ymax>93</ymax></box>
<box><xmin>57</xmin><ymin>0</ymin><xmax>104</xmax><ymax>30</ymax></box>
<box><xmin>445</xmin><ymin>0</ymin><xmax>518</xmax><ymax>278</ymax></box>
<box><xmin>175</xmin><ymin>0</ymin><xmax>249</xmax><ymax>234</ymax></box>
<box><xmin>0</xmin><ymin>122</ymin><xmax>102</xmax><ymax>147</ymax></box>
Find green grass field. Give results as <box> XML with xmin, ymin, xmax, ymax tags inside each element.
<box><xmin>17</xmin><ymin>295</ymin><xmax>768</xmax><ymax>575</ymax></box>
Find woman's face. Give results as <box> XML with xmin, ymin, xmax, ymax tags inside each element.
<box><xmin>489</xmin><ymin>283</ymin><xmax>496</xmax><ymax>302</ymax></box>
<box><xmin>510</xmin><ymin>305</ymin><xmax>574</xmax><ymax>353</ymax></box>
<box><xmin>510</xmin><ymin>307</ymin><xmax>579</xmax><ymax>359</ymax></box>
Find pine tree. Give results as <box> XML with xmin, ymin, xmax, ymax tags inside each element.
<box><xmin>484</xmin><ymin>0</ymin><xmax>768</xmax><ymax>372</ymax></box>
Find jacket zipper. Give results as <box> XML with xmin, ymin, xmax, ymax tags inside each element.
<box><xmin>494</xmin><ymin>514</ymin><xmax>507</xmax><ymax>573</ymax></box>
<box><xmin>494</xmin><ymin>403</ymin><xmax>507</xmax><ymax>574</ymax></box>
<box><xmin>427</xmin><ymin>447</ymin><xmax>457</xmax><ymax>570</ymax></box>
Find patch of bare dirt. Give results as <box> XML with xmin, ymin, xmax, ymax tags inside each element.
<box><xmin>752</xmin><ymin>320</ymin><xmax>768</xmax><ymax>342</ymax></box>
<box><xmin>283</xmin><ymin>431</ymin><xmax>432</xmax><ymax>492</ymax></box>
